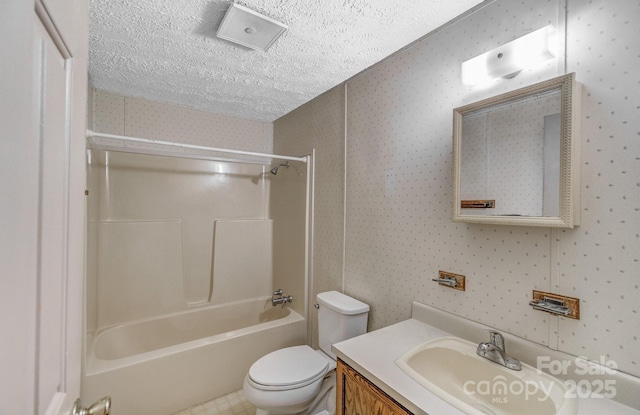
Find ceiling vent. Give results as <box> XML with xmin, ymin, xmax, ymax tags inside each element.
<box><xmin>216</xmin><ymin>3</ymin><xmax>288</xmax><ymax>52</ymax></box>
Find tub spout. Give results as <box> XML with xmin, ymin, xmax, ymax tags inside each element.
<box><xmin>272</xmin><ymin>295</ymin><xmax>292</xmax><ymax>307</ymax></box>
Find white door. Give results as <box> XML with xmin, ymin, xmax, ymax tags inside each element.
<box><xmin>33</xmin><ymin>12</ymin><xmax>77</xmax><ymax>415</ymax></box>
<box><xmin>0</xmin><ymin>0</ymin><xmax>87</xmax><ymax>413</ymax></box>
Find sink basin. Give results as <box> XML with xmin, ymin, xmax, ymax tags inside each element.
<box><xmin>395</xmin><ymin>337</ymin><xmax>576</xmax><ymax>415</ymax></box>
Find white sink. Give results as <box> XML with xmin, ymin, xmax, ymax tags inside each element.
<box><xmin>395</xmin><ymin>337</ymin><xmax>576</xmax><ymax>415</ymax></box>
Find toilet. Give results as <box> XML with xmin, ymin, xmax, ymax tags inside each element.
<box><xmin>243</xmin><ymin>291</ymin><xmax>369</xmax><ymax>415</ymax></box>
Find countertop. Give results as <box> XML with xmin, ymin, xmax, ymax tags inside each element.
<box><xmin>332</xmin><ymin>302</ymin><xmax>640</xmax><ymax>415</ymax></box>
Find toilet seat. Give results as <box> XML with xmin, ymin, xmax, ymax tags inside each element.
<box><xmin>248</xmin><ymin>345</ymin><xmax>330</xmax><ymax>391</ymax></box>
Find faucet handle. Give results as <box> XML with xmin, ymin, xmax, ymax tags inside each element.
<box><xmin>486</xmin><ymin>330</ymin><xmax>505</xmax><ymax>351</ymax></box>
<box><xmin>273</xmin><ymin>289</ymin><xmax>283</xmax><ymax>296</ymax></box>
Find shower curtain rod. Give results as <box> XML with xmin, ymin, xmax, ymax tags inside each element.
<box><xmin>86</xmin><ymin>130</ymin><xmax>308</xmax><ymax>163</ymax></box>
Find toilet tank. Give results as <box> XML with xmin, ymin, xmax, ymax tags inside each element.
<box><xmin>316</xmin><ymin>291</ymin><xmax>369</xmax><ymax>359</ymax></box>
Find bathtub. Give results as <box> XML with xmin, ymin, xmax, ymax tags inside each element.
<box><xmin>81</xmin><ymin>297</ymin><xmax>306</xmax><ymax>415</ymax></box>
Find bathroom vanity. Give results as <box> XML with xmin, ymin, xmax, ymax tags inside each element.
<box><xmin>336</xmin><ymin>359</ymin><xmax>412</xmax><ymax>415</ymax></box>
<box><xmin>333</xmin><ymin>301</ymin><xmax>640</xmax><ymax>415</ymax></box>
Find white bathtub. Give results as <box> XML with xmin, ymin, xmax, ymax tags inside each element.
<box><xmin>82</xmin><ymin>297</ymin><xmax>306</xmax><ymax>415</ymax></box>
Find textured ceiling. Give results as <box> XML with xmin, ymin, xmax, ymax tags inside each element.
<box><xmin>89</xmin><ymin>0</ymin><xmax>485</xmax><ymax>122</ymax></box>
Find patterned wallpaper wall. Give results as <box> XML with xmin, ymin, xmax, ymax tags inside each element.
<box><xmin>273</xmin><ymin>88</ymin><xmax>346</xmax><ymax>348</ymax></box>
<box><xmin>275</xmin><ymin>0</ymin><xmax>639</xmax><ymax>378</ymax></box>
<box><xmin>91</xmin><ymin>90</ymin><xmax>273</xmax><ymax>153</ymax></box>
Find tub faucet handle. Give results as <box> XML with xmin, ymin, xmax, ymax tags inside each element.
<box><xmin>271</xmin><ymin>289</ymin><xmax>292</xmax><ymax>307</ymax></box>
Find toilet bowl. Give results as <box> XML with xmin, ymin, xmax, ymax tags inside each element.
<box><xmin>243</xmin><ymin>346</ymin><xmax>335</xmax><ymax>415</ymax></box>
<box><xmin>243</xmin><ymin>291</ymin><xmax>369</xmax><ymax>415</ymax></box>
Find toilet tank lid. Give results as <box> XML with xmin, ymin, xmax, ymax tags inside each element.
<box><xmin>316</xmin><ymin>291</ymin><xmax>369</xmax><ymax>315</ymax></box>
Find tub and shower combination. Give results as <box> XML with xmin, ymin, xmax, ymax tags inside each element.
<box><xmin>83</xmin><ymin>297</ymin><xmax>306</xmax><ymax>415</ymax></box>
<box><xmin>82</xmin><ymin>135</ymin><xmax>312</xmax><ymax>415</ymax></box>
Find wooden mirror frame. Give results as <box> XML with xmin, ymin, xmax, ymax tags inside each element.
<box><xmin>452</xmin><ymin>73</ymin><xmax>582</xmax><ymax>228</ymax></box>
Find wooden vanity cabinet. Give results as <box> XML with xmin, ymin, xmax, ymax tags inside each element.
<box><xmin>336</xmin><ymin>359</ymin><xmax>413</xmax><ymax>415</ymax></box>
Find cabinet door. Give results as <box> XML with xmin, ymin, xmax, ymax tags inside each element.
<box><xmin>337</xmin><ymin>360</ymin><xmax>413</xmax><ymax>415</ymax></box>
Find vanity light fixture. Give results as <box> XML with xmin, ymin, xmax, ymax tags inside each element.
<box><xmin>216</xmin><ymin>3</ymin><xmax>288</xmax><ymax>52</ymax></box>
<box><xmin>462</xmin><ymin>25</ymin><xmax>558</xmax><ymax>86</ymax></box>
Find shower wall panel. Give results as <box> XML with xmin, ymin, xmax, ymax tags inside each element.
<box><xmin>211</xmin><ymin>219</ymin><xmax>273</xmax><ymax>304</ymax></box>
<box><xmin>86</xmin><ymin>150</ymin><xmax>270</xmax><ymax>333</ymax></box>
<box><xmin>96</xmin><ymin>220</ymin><xmax>185</xmax><ymax>328</ymax></box>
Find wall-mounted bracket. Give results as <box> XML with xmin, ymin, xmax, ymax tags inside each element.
<box><xmin>432</xmin><ymin>271</ymin><xmax>466</xmax><ymax>291</ymax></box>
<box><xmin>529</xmin><ymin>290</ymin><xmax>580</xmax><ymax>319</ymax></box>
<box><xmin>461</xmin><ymin>199</ymin><xmax>495</xmax><ymax>209</ymax></box>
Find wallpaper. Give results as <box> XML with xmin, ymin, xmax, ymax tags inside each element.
<box><xmin>273</xmin><ymin>88</ymin><xmax>346</xmax><ymax>348</ymax></box>
<box><xmin>91</xmin><ymin>90</ymin><xmax>273</xmax><ymax>153</ymax></box>
<box><xmin>344</xmin><ymin>0</ymin><xmax>639</xmax><ymax>377</ymax></box>
<box><xmin>345</xmin><ymin>0</ymin><xmax>563</xmax><ymax>340</ymax></box>
<box><xmin>275</xmin><ymin>0</ymin><xmax>640</xmax><ymax>378</ymax></box>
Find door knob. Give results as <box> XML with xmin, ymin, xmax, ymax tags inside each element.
<box><xmin>72</xmin><ymin>396</ymin><xmax>111</xmax><ymax>415</ymax></box>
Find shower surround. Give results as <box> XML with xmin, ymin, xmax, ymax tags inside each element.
<box><xmin>86</xmin><ymin>150</ymin><xmax>281</xmax><ymax>326</ymax></box>
<box><xmin>84</xmin><ymin>149</ymin><xmax>309</xmax><ymax>414</ymax></box>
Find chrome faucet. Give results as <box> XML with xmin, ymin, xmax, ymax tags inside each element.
<box><xmin>271</xmin><ymin>289</ymin><xmax>292</xmax><ymax>307</ymax></box>
<box><xmin>476</xmin><ymin>330</ymin><xmax>521</xmax><ymax>371</ymax></box>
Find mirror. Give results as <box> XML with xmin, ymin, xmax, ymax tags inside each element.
<box><xmin>452</xmin><ymin>73</ymin><xmax>581</xmax><ymax>227</ymax></box>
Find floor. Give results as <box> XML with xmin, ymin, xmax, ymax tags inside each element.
<box><xmin>172</xmin><ymin>390</ymin><xmax>256</xmax><ymax>415</ymax></box>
